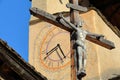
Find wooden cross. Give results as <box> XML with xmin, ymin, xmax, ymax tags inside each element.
<box><xmin>70</xmin><ymin>0</ymin><xmax>81</xmax><ymax>80</ymax></box>
<box><xmin>30</xmin><ymin>0</ymin><xmax>115</xmax><ymax>80</ymax></box>
<box><xmin>69</xmin><ymin>0</ymin><xmax>84</xmax><ymax>80</ymax></box>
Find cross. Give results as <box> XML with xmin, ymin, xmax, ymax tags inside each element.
<box><xmin>66</xmin><ymin>0</ymin><xmax>92</xmax><ymax>79</ymax></box>
<box><xmin>30</xmin><ymin>0</ymin><xmax>115</xmax><ymax>80</ymax></box>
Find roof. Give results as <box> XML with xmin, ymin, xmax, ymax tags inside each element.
<box><xmin>0</xmin><ymin>39</ymin><xmax>47</xmax><ymax>80</ymax></box>
<box><xmin>89</xmin><ymin>0</ymin><xmax>120</xmax><ymax>37</ymax></box>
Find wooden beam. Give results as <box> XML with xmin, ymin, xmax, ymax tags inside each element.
<box><xmin>30</xmin><ymin>7</ymin><xmax>72</xmax><ymax>32</ymax></box>
<box><xmin>66</xmin><ymin>3</ymin><xmax>88</xmax><ymax>12</ymax></box>
<box><xmin>86</xmin><ymin>34</ymin><xmax>115</xmax><ymax>50</ymax></box>
<box><xmin>69</xmin><ymin>0</ymin><xmax>80</xmax><ymax>80</ymax></box>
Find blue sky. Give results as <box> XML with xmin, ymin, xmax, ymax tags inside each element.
<box><xmin>0</xmin><ymin>0</ymin><xmax>31</xmax><ymax>61</ymax></box>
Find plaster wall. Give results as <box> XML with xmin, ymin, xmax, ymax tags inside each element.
<box><xmin>94</xmin><ymin>11</ymin><xmax>120</xmax><ymax>80</ymax></box>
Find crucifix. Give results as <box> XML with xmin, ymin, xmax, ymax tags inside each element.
<box><xmin>30</xmin><ymin>0</ymin><xmax>115</xmax><ymax>80</ymax></box>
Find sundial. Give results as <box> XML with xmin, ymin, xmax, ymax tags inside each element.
<box><xmin>30</xmin><ymin>0</ymin><xmax>115</xmax><ymax>80</ymax></box>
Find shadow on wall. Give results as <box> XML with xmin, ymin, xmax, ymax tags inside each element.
<box><xmin>101</xmin><ymin>68</ymin><xmax>120</xmax><ymax>80</ymax></box>
<box><xmin>84</xmin><ymin>68</ymin><xmax>120</xmax><ymax>80</ymax></box>
<box><xmin>108</xmin><ymin>75</ymin><xmax>120</xmax><ymax>80</ymax></box>
<box><xmin>30</xmin><ymin>19</ymin><xmax>43</xmax><ymax>25</ymax></box>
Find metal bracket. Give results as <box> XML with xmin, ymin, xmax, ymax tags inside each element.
<box><xmin>66</xmin><ymin>3</ymin><xmax>88</xmax><ymax>12</ymax></box>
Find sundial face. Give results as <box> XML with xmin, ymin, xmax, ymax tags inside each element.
<box><xmin>32</xmin><ymin>22</ymin><xmax>71</xmax><ymax>80</ymax></box>
<box><xmin>40</xmin><ymin>27</ymin><xmax>71</xmax><ymax>70</ymax></box>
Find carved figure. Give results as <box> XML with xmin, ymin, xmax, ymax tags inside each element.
<box><xmin>57</xmin><ymin>14</ymin><xmax>87</xmax><ymax>78</ymax></box>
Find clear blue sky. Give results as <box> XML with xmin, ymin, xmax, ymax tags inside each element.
<box><xmin>0</xmin><ymin>0</ymin><xmax>31</xmax><ymax>61</ymax></box>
